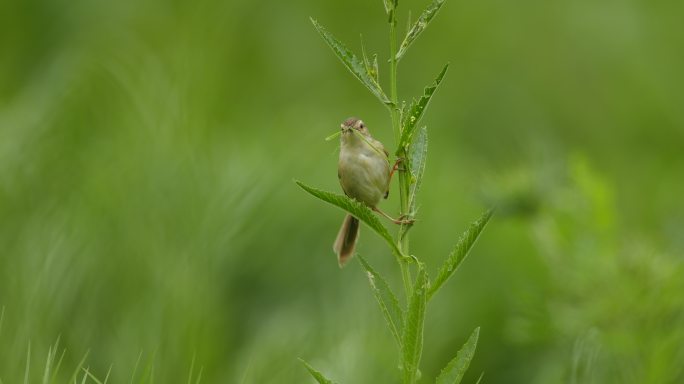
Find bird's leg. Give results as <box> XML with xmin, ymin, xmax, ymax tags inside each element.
<box><xmin>373</xmin><ymin>207</ymin><xmax>415</xmax><ymax>225</ymax></box>
<box><xmin>388</xmin><ymin>157</ymin><xmax>406</xmax><ymax>182</ymax></box>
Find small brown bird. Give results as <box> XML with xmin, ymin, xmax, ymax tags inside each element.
<box><xmin>334</xmin><ymin>117</ymin><xmax>406</xmax><ymax>267</ymax></box>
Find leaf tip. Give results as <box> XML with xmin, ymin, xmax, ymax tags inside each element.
<box><xmin>483</xmin><ymin>208</ymin><xmax>495</xmax><ymax>222</ymax></box>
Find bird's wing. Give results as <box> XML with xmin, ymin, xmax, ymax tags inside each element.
<box><xmin>338</xmin><ymin>167</ymin><xmax>351</xmax><ymax>197</ymax></box>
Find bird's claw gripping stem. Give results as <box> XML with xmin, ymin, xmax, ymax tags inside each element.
<box><xmin>373</xmin><ymin>207</ymin><xmax>415</xmax><ymax>225</ymax></box>
<box><xmin>389</xmin><ymin>157</ymin><xmax>406</xmax><ymax>181</ymax></box>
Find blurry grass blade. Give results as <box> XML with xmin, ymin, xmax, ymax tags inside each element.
<box><xmin>194</xmin><ymin>367</ymin><xmax>203</xmax><ymax>384</ymax></box>
<box><xmin>130</xmin><ymin>351</ymin><xmax>143</xmax><ymax>384</ymax></box>
<box><xmin>299</xmin><ymin>359</ymin><xmax>337</xmax><ymax>384</ymax></box>
<box><xmin>429</xmin><ymin>209</ymin><xmax>493</xmax><ymax>299</ymax></box>
<box><xmin>46</xmin><ymin>336</ymin><xmax>62</xmax><ymax>384</ymax></box>
<box><xmin>401</xmin><ymin>266</ymin><xmax>428</xmax><ymax>383</ymax></box>
<box><xmin>42</xmin><ymin>346</ymin><xmax>52</xmax><ymax>384</ymax></box>
<box><xmin>50</xmin><ymin>348</ymin><xmax>66</xmax><ymax>384</ymax></box>
<box><xmin>395</xmin><ymin>0</ymin><xmax>446</xmax><ymax>61</ymax></box>
<box><xmin>187</xmin><ymin>353</ymin><xmax>196</xmax><ymax>384</ymax></box>
<box><xmin>358</xmin><ymin>256</ymin><xmax>404</xmax><ymax>346</ymax></box>
<box><xmin>24</xmin><ymin>342</ymin><xmax>30</xmax><ymax>384</ymax></box>
<box><xmin>295</xmin><ymin>180</ymin><xmax>403</xmax><ymax>259</ymax></box>
<box><xmin>435</xmin><ymin>327</ymin><xmax>480</xmax><ymax>384</ymax></box>
<box><xmin>475</xmin><ymin>372</ymin><xmax>484</xmax><ymax>384</ymax></box>
<box><xmin>104</xmin><ymin>365</ymin><xmax>112</xmax><ymax>384</ymax></box>
<box><xmin>68</xmin><ymin>350</ymin><xmax>89</xmax><ymax>384</ymax></box>
<box><xmin>397</xmin><ymin>64</ymin><xmax>448</xmax><ymax>155</ymax></box>
<box><xmin>137</xmin><ymin>352</ymin><xmax>156</xmax><ymax>384</ymax></box>
<box><xmin>408</xmin><ymin>126</ymin><xmax>428</xmax><ymax>216</ymax></box>
<box><xmin>310</xmin><ymin>18</ymin><xmax>391</xmax><ymax>106</ymax></box>
<box><xmin>83</xmin><ymin>368</ymin><xmax>105</xmax><ymax>384</ymax></box>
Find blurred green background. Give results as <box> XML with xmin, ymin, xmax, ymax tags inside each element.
<box><xmin>1</xmin><ymin>0</ymin><xmax>683</xmax><ymax>382</ymax></box>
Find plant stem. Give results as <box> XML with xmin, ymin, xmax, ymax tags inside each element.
<box><xmin>388</xmin><ymin>8</ymin><xmax>413</xmax><ymax>304</ymax></box>
<box><xmin>389</xmin><ymin>24</ymin><xmax>400</xmax><ymax>142</ymax></box>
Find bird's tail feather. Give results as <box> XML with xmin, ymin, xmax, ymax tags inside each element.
<box><xmin>333</xmin><ymin>214</ymin><xmax>359</xmax><ymax>267</ymax></box>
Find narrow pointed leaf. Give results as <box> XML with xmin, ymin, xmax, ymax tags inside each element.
<box><xmin>395</xmin><ymin>0</ymin><xmax>446</xmax><ymax>61</ymax></box>
<box><xmin>311</xmin><ymin>18</ymin><xmax>391</xmax><ymax>106</ymax></box>
<box><xmin>435</xmin><ymin>327</ymin><xmax>480</xmax><ymax>384</ymax></box>
<box><xmin>397</xmin><ymin>63</ymin><xmax>448</xmax><ymax>155</ymax></box>
<box><xmin>402</xmin><ymin>266</ymin><xmax>428</xmax><ymax>383</ymax></box>
<box><xmin>406</xmin><ymin>10</ymin><xmax>413</xmax><ymax>36</ymax></box>
<box><xmin>360</xmin><ymin>35</ymin><xmax>371</xmax><ymax>72</ymax></box>
<box><xmin>475</xmin><ymin>372</ymin><xmax>484</xmax><ymax>384</ymax></box>
<box><xmin>429</xmin><ymin>209</ymin><xmax>493</xmax><ymax>299</ymax></box>
<box><xmin>299</xmin><ymin>359</ymin><xmax>337</xmax><ymax>384</ymax></box>
<box><xmin>295</xmin><ymin>180</ymin><xmax>403</xmax><ymax>260</ymax></box>
<box><xmin>408</xmin><ymin>126</ymin><xmax>428</xmax><ymax>216</ymax></box>
<box><xmin>360</xmin><ymin>36</ymin><xmax>379</xmax><ymax>83</ymax></box>
<box><xmin>383</xmin><ymin>0</ymin><xmax>393</xmax><ymax>15</ymax></box>
<box><xmin>372</xmin><ymin>54</ymin><xmax>380</xmax><ymax>83</ymax></box>
<box><xmin>358</xmin><ymin>256</ymin><xmax>404</xmax><ymax>346</ymax></box>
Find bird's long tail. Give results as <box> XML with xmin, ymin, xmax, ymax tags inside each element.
<box><xmin>333</xmin><ymin>214</ymin><xmax>360</xmax><ymax>267</ymax></box>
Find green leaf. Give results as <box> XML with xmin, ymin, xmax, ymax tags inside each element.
<box><xmin>311</xmin><ymin>18</ymin><xmax>391</xmax><ymax>106</ymax></box>
<box><xmin>372</xmin><ymin>54</ymin><xmax>380</xmax><ymax>83</ymax></box>
<box><xmin>299</xmin><ymin>359</ymin><xmax>337</xmax><ymax>384</ymax></box>
<box><xmin>429</xmin><ymin>209</ymin><xmax>493</xmax><ymax>299</ymax></box>
<box><xmin>360</xmin><ymin>35</ymin><xmax>379</xmax><ymax>83</ymax></box>
<box><xmin>435</xmin><ymin>327</ymin><xmax>480</xmax><ymax>384</ymax></box>
<box><xmin>395</xmin><ymin>0</ymin><xmax>446</xmax><ymax>61</ymax></box>
<box><xmin>408</xmin><ymin>126</ymin><xmax>428</xmax><ymax>217</ymax></box>
<box><xmin>295</xmin><ymin>180</ymin><xmax>404</xmax><ymax>260</ymax></box>
<box><xmin>402</xmin><ymin>266</ymin><xmax>428</xmax><ymax>383</ymax></box>
<box><xmin>397</xmin><ymin>64</ymin><xmax>448</xmax><ymax>155</ymax></box>
<box><xmin>382</xmin><ymin>0</ymin><xmax>394</xmax><ymax>15</ymax></box>
<box><xmin>358</xmin><ymin>256</ymin><xmax>404</xmax><ymax>346</ymax></box>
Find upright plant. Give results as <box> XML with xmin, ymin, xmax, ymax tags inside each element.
<box><xmin>296</xmin><ymin>1</ymin><xmax>492</xmax><ymax>383</ymax></box>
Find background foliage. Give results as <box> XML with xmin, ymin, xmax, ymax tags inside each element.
<box><xmin>1</xmin><ymin>0</ymin><xmax>683</xmax><ymax>382</ymax></box>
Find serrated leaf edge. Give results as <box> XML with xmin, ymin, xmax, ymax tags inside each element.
<box><xmin>299</xmin><ymin>359</ymin><xmax>336</xmax><ymax>384</ymax></box>
<box><xmin>396</xmin><ymin>0</ymin><xmax>447</xmax><ymax>61</ymax></box>
<box><xmin>401</xmin><ymin>266</ymin><xmax>428</xmax><ymax>383</ymax></box>
<box><xmin>311</xmin><ymin>18</ymin><xmax>391</xmax><ymax>106</ymax></box>
<box><xmin>397</xmin><ymin>63</ymin><xmax>449</xmax><ymax>155</ymax></box>
<box><xmin>429</xmin><ymin>209</ymin><xmax>493</xmax><ymax>299</ymax></box>
<box><xmin>435</xmin><ymin>327</ymin><xmax>480</xmax><ymax>384</ymax></box>
<box><xmin>295</xmin><ymin>180</ymin><xmax>404</xmax><ymax>261</ymax></box>
<box><xmin>358</xmin><ymin>256</ymin><xmax>404</xmax><ymax>346</ymax></box>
